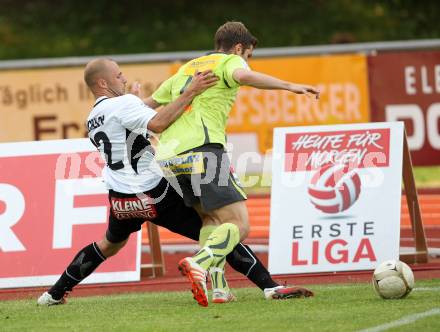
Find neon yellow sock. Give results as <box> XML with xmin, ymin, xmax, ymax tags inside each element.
<box><xmin>199</xmin><ymin>226</ymin><xmax>230</xmax><ymax>292</ymax></box>
<box><xmin>199</xmin><ymin>225</ymin><xmax>217</xmax><ymax>247</ymax></box>
<box><xmin>193</xmin><ymin>223</ymin><xmax>240</xmax><ymax>270</ymax></box>
<box><xmin>210</xmin><ymin>257</ymin><xmax>229</xmax><ymax>292</ymax></box>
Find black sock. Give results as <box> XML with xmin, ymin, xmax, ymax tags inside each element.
<box><xmin>226</xmin><ymin>243</ymin><xmax>278</xmax><ymax>290</ymax></box>
<box><xmin>48</xmin><ymin>242</ymin><xmax>106</xmax><ymax>300</ymax></box>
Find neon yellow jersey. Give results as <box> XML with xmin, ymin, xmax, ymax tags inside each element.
<box><xmin>153</xmin><ymin>53</ymin><xmax>249</xmax><ymax>160</ymax></box>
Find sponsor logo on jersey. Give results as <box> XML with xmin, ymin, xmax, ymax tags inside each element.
<box><xmin>158</xmin><ymin>152</ymin><xmax>204</xmax><ymax>175</ymax></box>
<box><xmin>110</xmin><ymin>196</ymin><xmax>157</xmax><ymax>220</ymax></box>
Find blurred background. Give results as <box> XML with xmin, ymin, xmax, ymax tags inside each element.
<box><xmin>1</xmin><ymin>0</ymin><xmax>438</xmax><ymax>59</ymax></box>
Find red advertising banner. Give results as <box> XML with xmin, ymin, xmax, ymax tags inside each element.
<box><xmin>0</xmin><ymin>139</ymin><xmax>140</xmax><ymax>288</ymax></box>
<box><xmin>368</xmin><ymin>51</ymin><xmax>440</xmax><ymax>166</ymax></box>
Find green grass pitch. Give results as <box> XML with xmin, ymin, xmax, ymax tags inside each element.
<box><xmin>1</xmin><ymin>279</ymin><xmax>439</xmax><ymax>331</ymax></box>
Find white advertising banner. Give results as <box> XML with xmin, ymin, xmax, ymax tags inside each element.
<box><xmin>269</xmin><ymin>122</ymin><xmax>404</xmax><ymax>274</ymax></box>
<box><xmin>0</xmin><ymin>139</ymin><xmax>141</xmax><ymax>288</ymax></box>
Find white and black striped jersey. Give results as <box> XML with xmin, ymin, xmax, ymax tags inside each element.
<box><xmin>87</xmin><ymin>94</ymin><xmax>163</xmax><ymax>193</ymax></box>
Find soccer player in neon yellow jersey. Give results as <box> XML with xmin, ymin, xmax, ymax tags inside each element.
<box><xmin>144</xmin><ymin>21</ymin><xmax>319</xmax><ymax>306</ymax></box>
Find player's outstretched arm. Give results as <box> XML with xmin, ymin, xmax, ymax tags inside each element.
<box><xmin>147</xmin><ymin>70</ymin><xmax>218</xmax><ymax>132</ymax></box>
<box><xmin>232</xmin><ymin>68</ymin><xmax>320</xmax><ymax>99</ymax></box>
<box><xmin>130</xmin><ymin>82</ymin><xmax>162</xmax><ymax>109</ymax></box>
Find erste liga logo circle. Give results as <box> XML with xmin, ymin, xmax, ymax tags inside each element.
<box><xmin>308</xmin><ymin>163</ymin><xmax>361</xmax><ymax>214</ymax></box>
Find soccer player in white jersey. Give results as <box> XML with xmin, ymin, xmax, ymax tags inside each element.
<box><xmin>38</xmin><ymin>58</ymin><xmax>313</xmax><ymax>306</ymax></box>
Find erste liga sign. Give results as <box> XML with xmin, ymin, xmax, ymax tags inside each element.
<box><xmin>269</xmin><ymin>122</ymin><xmax>404</xmax><ymax>274</ymax></box>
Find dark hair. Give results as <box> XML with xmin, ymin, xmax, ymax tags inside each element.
<box><xmin>214</xmin><ymin>21</ymin><xmax>258</xmax><ymax>51</ymax></box>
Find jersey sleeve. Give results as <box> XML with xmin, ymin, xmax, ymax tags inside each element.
<box><xmin>118</xmin><ymin>94</ymin><xmax>157</xmax><ymax>130</ymax></box>
<box><xmin>151</xmin><ymin>75</ymin><xmax>175</xmax><ymax>105</ymax></box>
<box><xmin>223</xmin><ymin>55</ymin><xmax>249</xmax><ymax>88</ymax></box>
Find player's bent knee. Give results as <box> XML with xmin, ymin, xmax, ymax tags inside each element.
<box><xmin>238</xmin><ymin>222</ymin><xmax>250</xmax><ymax>241</ymax></box>
<box><xmin>97</xmin><ymin>237</ymin><xmax>128</xmax><ymax>258</ymax></box>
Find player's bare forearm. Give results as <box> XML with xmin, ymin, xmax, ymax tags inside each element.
<box><xmin>144</xmin><ymin>97</ymin><xmax>161</xmax><ymax>109</ymax></box>
<box><xmin>233</xmin><ymin>68</ymin><xmax>319</xmax><ymax>98</ymax></box>
<box><xmin>147</xmin><ymin>89</ymin><xmax>196</xmax><ymax>132</ymax></box>
<box><xmin>233</xmin><ymin>69</ymin><xmax>290</xmax><ymax>89</ymax></box>
<box><xmin>129</xmin><ymin>82</ymin><xmax>162</xmax><ymax>109</ymax></box>
<box><xmin>147</xmin><ymin>70</ymin><xmax>218</xmax><ymax>133</ymax></box>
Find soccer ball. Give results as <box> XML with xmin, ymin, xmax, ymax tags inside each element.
<box><xmin>372</xmin><ymin>259</ymin><xmax>414</xmax><ymax>299</ymax></box>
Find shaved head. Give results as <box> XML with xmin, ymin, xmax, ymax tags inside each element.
<box><xmin>84</xmin><ymin>58</ymin><xmax>127</xmax><ymax>97</ymax></box>
<box><xmin>84</xmin><ymin>58</ymin><xmax>114</xmax><ymax>88</ymax></box>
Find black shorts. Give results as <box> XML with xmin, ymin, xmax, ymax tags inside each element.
<box><xmin>106</xmin><ymin>177</ymin><xmax>202</xmax><ymax>243</ymax></box>
<box><xmin>159</xmin><ymin>144</ymin><xmax>247</xmax><ymax>211</ymax></box>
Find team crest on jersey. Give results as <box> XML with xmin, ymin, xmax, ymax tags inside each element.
<box><xmin>110</xmin><ymin>196</ymin><xmax>157</xmax><ymax>220</ymax></box>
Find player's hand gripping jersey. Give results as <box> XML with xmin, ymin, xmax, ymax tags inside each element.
<box><xmin>86</xmin><ymin>94</ymin><xmax>163</xmax><ymax>193</ymax></box>
<box><xmin>153</xmin><ymin>53</ymin><xmax>249</xmax><ymax>160</ymax></box>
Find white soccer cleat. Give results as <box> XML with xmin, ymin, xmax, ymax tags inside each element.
<box><xmin>212</xmin><ymin>289</ymin><xmax>236</xmax><ymax>304</ymax></box>
<box><xmin>37</xmin><ymin>291</ymin><xmax>67</xmax><ymax>306</ymax></box>
<box><xmin>178</xmin><ymin>257</ymin><xmax>209</xmax><ymax>307</ymax></box>
<box><xmin>264</xmin><ymin>285</ymin><xmax>314</xmax><ymax>300</ymax></box>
